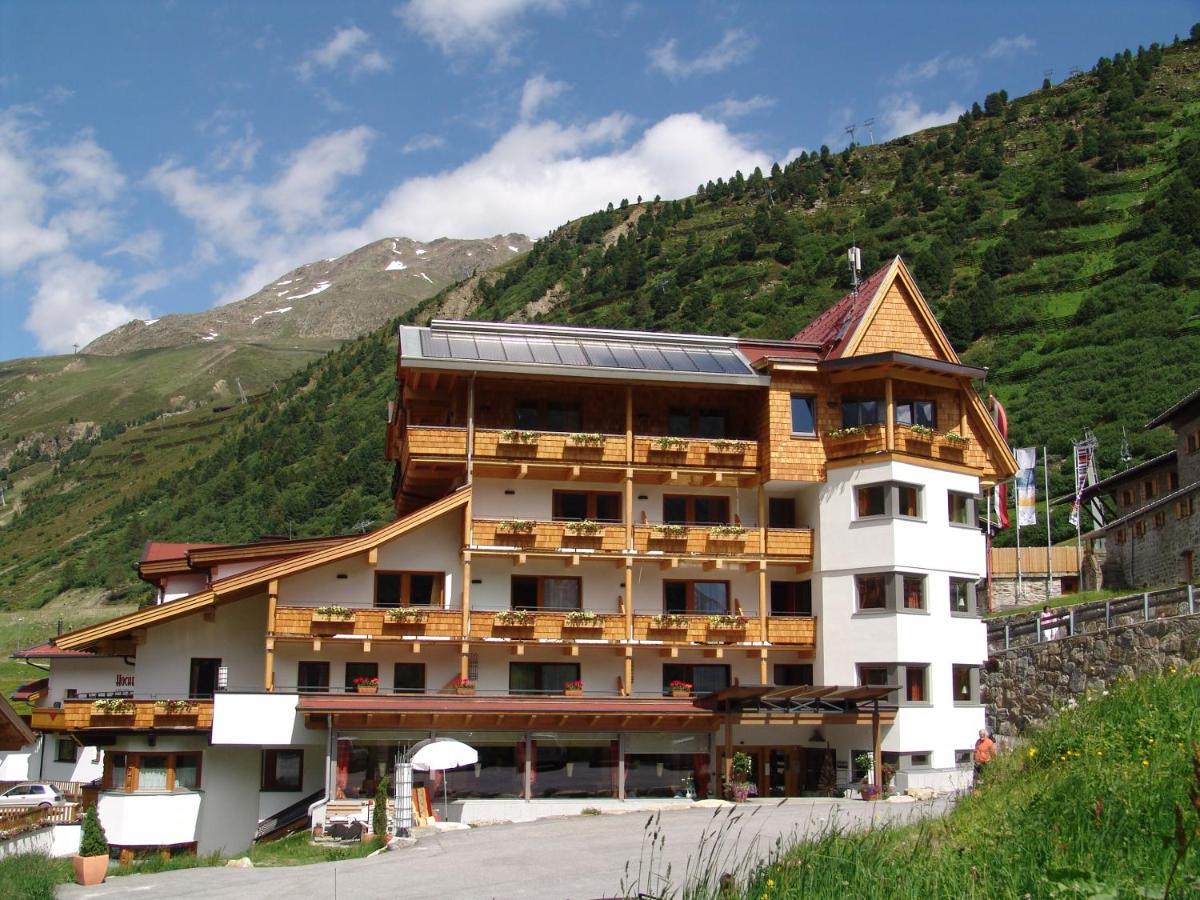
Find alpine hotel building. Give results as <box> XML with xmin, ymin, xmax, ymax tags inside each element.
<box><xmin>18</xmin><ymin>257</ymin><xmax>1017</xmax><ymax>855</ymax></box>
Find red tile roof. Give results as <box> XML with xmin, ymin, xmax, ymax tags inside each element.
<box><xmin>12</xmin><ymin>641</ymin><xmax>99</xmax><ymax>659</ymax></box>
<box><xmin>10</xmin><ymin>677</ymin><xmax>48</xmax><ymax>701</ymax></box>
<box><xmin>792</xmin><ymin>257</ymin><xmax>895</xmax><ymax>359</ymax></box>
<box><xmin>140</xmin><ymin>541</ymin><xmax>220</xmax><ymax>563</ymax></box>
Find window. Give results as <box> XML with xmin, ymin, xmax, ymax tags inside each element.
<box><xmin>790</xmin><ymin>395</ymin><xmax>816</xmax><ymax>435</ymax></box>
<box><xmin>1154</xmin><ymin>511</ymin><xmax>1167</xmax><ymax>530</ymax></box>
<box><xmin>955</xmin><ymin>749</ymin><xmax>973</xmax><ymax>767</ymax></box>
<box><xmin>1121</xmin><ymin>489</ymin><xmax>1135</xmax><ymax>507</ymax></box>
<box><xmin>511</xmin><ymin>575</ymin><xmax>581</xmax><ymax>610</ymax></box>
<box><xmin>664</xmin><ymin>580</ymin><xmax>730</xmax><ymax>614</ymax></box>
<box><xmin>950</xmin><ymin>578</ymin><xmax>977</xmax><ymax>616</ymax></box>
<box><xmin>375</xmin><ymin>571</ymin><xmax>442</xmax><ymax>608</ymax></box>
<box><xmin>105</xmin><ymin>752</ymin><xmax>202</xmax><ymax>793</ymax></box>
<box><xmin>667</xmin><ymin>408</ymin><xmax>727</xmax><ymax>438</ymax></box>
<box><xmin>953</xmin><ymin>665</ymin><xmax>981</xmax><ymax>705</ymax></box>
<box><xmin>662</xmin><ymin>664</ymin><xmax>729</xmax><ymax>695</ymax></box>
<box><xmin>948</xmin><ymin>492</ymin><xmax>975</xmax><ymax>526</ymax></box>
<box><xmin>188</xmin><ymin>658</ymin><xmax>220</xmax><ymax>699</ymax></box>
<box><xmin>856</xmin><ymin>485</ymin><xmax>887</xmax><ymax>518</ymax></box>
<box><xmin>1183</xmin><ymin>550</ymin><xmax>1194</xmax><ymax>584</ymax></box>
<box><xmin>344</xmin><ymin>662</ymin><xmax>378</xmax><ymax>693</ymax></box>
<box><xmin>393</xmin><ymin>663</ymin><xmax>425</xmax><ymax>694</ymax></box>
<box><xmin>663</xmin><ymin>494</ymin><xmax>730</xmax><ymax>525</ymax></box>
<box><xmin>768</xmin><ymin>497</ymin><xmax>797</xmax><ymax>528</ymax></box>
<box><xmin>858</xmin><ymin>665</ymin><xmax>890</xmax><ymax>687</ymax></box>
<box><xmin>907</xmin><ymin>752</ymin><xmax>931</xmax><ymax>768</ymax></box>
<box><xmin>1168</xmin><ymin>471</ymin><xmax>1179</xmax><ymax>491</ymax></box>
<box><xmin>854</xmin><ymin>482</ymin><xmax>923</xmax><ymax>520</ymax></box>
<box><xmin>262</xmin><ymin>749</ymin><xmax>304</xmax><ymax>792</ymax></box>
<box><xmin>905</xmin><ymin>666</ymin><xmax>928</xmax><ymax>703</ymax></box>
<box><xmin>515</xmin><ymin>399</ymin><xmax>581</xmax><ymax>432</ymax></box>
<box><xmin>856</xmin><ymin>575</ymin><xmax>888</xmax><ymax>611</ymax></box>
<box><xmin>1177</xmin><ymin>496</ymin><xmax>1195</xmax><ymax>519</ymax></box>
<box><xmin>55</xmin><ymin>739</ymin><xmax>77</xmax><ymax>763</ymax></box>
<box><xmin>842</xmin><ymin>398</ymin><xmax>883</xmax><ymax>428</ymax></box>
<box><xmin>298</xmin><ymin>661</ymin><xmax>330</xmax><ymax>692</ymax></box>
<box><xmin>901</xmin><ymin>575</ymin><xmax>926</xmax><ymax>610</ymax></box>
<box><xmin>895</xmin><ymin>400</ymin><xmax>936</xmax><ymax>429</ymax></box>
<box><xmin>1188</xmin><ymin>432</ymin><xmax>1199</xmax><ymax>454</ymax></box>
<box><xmin>509</xmin><ymin>662</ymin><xmax>580</xmax><ymax>694</ymax></box>
<box><xmin>1144</xmin><ymin>479</ymin><xmax>1158</xmax><ymax>500</ymax></box>
<box><xmin>553</xmin><ymin>491</ymin><xmax>622</xmax><ymax>522</ymax></box>
<box><xmin>770</xmin><ymin>581</ymin><xmax>812</xmax><ymax>616</ymax></box>
<box><xmin>773</xmin><ymin>664</ymin><xmax>813</xmax><ymax>686</ymax></box>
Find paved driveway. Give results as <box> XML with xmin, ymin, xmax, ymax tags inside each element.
<box><xmin>59</xmin><ymin>798</ymin><xmax>950</xmax><ymax>900</ymax></box>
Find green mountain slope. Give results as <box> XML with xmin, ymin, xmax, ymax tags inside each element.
<box><xmin>1</xmin><ymin>29</ymin><xmax>1198</xmax><ymax>612</ymax></box>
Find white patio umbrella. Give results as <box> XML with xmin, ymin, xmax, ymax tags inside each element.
<box><xmin>410</xmin><ymin>738</ymin><xmax>478</xmax><ymax>821</ymax></box>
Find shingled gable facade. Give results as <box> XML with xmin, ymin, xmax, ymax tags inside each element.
<box><xmin>24</xmin><ymin>257</ymin><xmax>1016</xmax><ymax>856</ymax></box>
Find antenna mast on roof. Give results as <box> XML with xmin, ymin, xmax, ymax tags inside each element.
<box><xmin>847</xmin><ymin>246</ymin><xmax>862</xmax><ymax>293</ymax></box>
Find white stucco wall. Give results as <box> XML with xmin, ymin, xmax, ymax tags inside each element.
<box><xmin>211</xmin><ymin>694</ymin><xmax>326</xmax><ymax>745</ymax></box>
<box><xmin>163</xmin><ymin>573</ymin><xmax>208</xmax><ymax>603</ymax></box>
<box><xmin>277</xmin><ymin>512</ymin><xmax>462</xmax><ymax>610</ymax></box>
<box><xmin>98</xmin><ymin>791</ymin><xmax>203</xmax><ymax>847</ymax></box>
<box><xmin>272</xmin><ymin>643</ymin><xmax>461</xmax><ymax>693</ymax></box>
<box><xmin>46</xmin><ymin>657</ymin><xmax>136</xmax><ymax>705</ymax></box>
<box><xmin>0</xmin><ymin>747</ymin><xmax>32</xmax><ymax>780</ymax></box>
<box><xmin>195</xmin><ymin>746</ymin><xmax>261</xmax><ymax>855</ymax></box>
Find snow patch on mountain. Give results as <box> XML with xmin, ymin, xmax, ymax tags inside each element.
<box><xmin>386</xmin><ymin>260</ymin><xmax>408</xmax><ymax>271</ymax></box>
<box><xmin>284</xmin><ymin>282</ymin><xmax>331</xmax><ymax>300</ymax></box>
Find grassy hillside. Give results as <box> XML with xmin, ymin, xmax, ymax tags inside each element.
<box><xmin>625</xmin><ymin>669</ymin><xmax>1200</xmax><ymax>898</ymax></box>
<box><xmin>1</xmin><ymin>29</ymin><xmax>1198</xmax><ymax>613</ymax></box>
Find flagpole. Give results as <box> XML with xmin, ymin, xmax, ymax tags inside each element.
<box><xmin>1044</xmin><ymin>446</ymin><xmax>1053</xmax><ymax>603</ymax></box>
<box><xmin>1015</xmin><ymin>474</ymin><xmax>1022</xmax><ymax>603</ymax></box>
<box><xmin>986</xmin><ymin>491</ymin><xmax>993</xmax><ymax>614</ymax></box>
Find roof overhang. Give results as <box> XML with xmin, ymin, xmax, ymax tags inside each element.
<box><xmin>1082</xmin><ymin>450</ymin><xmax>1177</xmax><ymax>499</ymax></box>
<box><xmin>1146</xmin><ymin>385</ymin><xmax>1200</xmax><ymax>430</ymax></box>
<box><xmin>0</xmin><ymin>696</ymin><xmax>35</xmax><ymax>748</ymax></box>
<box><xmin>818</xmin><ymin>351</ymin><xmax>986</xmax><ymax>381</ymax></box>
<box><xmin>695</xmin><ymin>683</ymin><xmax>900</xmax><ymax>714</ymax></box>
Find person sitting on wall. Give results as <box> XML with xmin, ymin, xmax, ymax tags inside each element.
<box><xmin>973</xmin><ymin>728</ymin><xmax>996</xmax><ymax>787</ymax></box>
<box><xmin>1040</xmin><ymin>605</ymin><xmax>1062</xmax><ymax>640</ymax></box>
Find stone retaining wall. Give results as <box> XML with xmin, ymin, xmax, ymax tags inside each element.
<box><xmin>983</xmin><ymin>613</ymin><xmax>1200</xmax><ymax>737</ymax></box>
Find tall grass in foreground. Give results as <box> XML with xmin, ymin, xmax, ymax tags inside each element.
<box><xmin>0</xmin><ymin>854</ymin><xmax>73</xmax><ymax>900</ymax></box>
<box><xmin>623</xmin><ymin>670</ymin><xmax>1200</xmax><ymax>898</ymax></box>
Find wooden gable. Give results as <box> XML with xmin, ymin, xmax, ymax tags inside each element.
<box><xmin>844</xmin><ymin>259</ymin><xmax>958</xmax><ymax>363</ymax></box>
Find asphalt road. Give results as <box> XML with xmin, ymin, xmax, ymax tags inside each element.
<box><xmin>58</xmin><ymin>797</ymin><xmax>951</xmax><ymax>900</ymax></box>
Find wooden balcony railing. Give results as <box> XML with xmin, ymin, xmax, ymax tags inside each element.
<box><xmin>631</xmin><ymin>614</ymin><xmax>765</xmax><ymax>643</ymax></box>
<box><xmin>633</xmin><ymin>437</ymin><xmax>759</xmax><ymax>469</ymax></box>
<box><xmin>823</xmin><ymin>425</ymin><xmax>887</xmax><ymax>460</ymax></box>
<box><xmin>469</xmin><ymin>610</ymin><xmax>627</xmax><ymax>642</ymax></box>
<box><xmin>633</xmin><ymin>525</ymin><xmax>762</xmax><ymax>556</ymax></box>
<box><xmin>31</xmin><ymin>699</ymin><xmax>215</xmax><ymax>732</ymax></box>
<box><xmin>766</xmin><ymin>616</ymin><xmax>818</xmax><ymax>648</ymax></box>
<box><xmin>474</xmin><ymin>429</ymin><xmax>628</xmax><ymax>465</ymax></box>
<box><xmin>472</xmin><ymin>519</ymin><xmax>627</xmax><ymax>554</ymax></box>
<box><xmin>765</xmin><ymin>528</ymin><xmax>814</xmax><ymax>560</ymax></box>
<box><xmin>894</xmin><ymin>426</ymin><xmax>971</xmax><ymax>462</ymax></box>
<box><xmin>274</xmin><ymin>606</ymin><xmax>463</xmax><ymax>639</ymax></box>
<box><xmin>403</xmin><ymin>425</ymin><xmax>468</xmax><ymax>458</ymax></box>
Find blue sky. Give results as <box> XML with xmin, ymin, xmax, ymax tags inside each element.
<box><xmin>0</xmin><ymin>1</ymin><xmax>1194</xmax><ymax>359</ymax></box>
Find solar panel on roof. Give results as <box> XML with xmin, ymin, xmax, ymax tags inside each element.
<box><xmin>475</xmin><ymin>338</ymin><xmax>506</xmax><ymax>361</ymax></box>
<box><xmin>713</xmin><ymin>351</ymin><xmax>750</xmax><ymax>374</ymax></box>
<box><xmin>634</xmin><ymin>344</ymin><xmax>668</xmax><ymax>369</ymax></box>
<box><xmin>582</xmin><ymin>342</ymin><xmax>617</xmax><ymax>368</ymax></box>
<box><xmin>555</xmin><ymin>340</ymin><xmax>587</xmax><ymax>366</ymax></box>
<box><xmin>609</xmin><ymin>344</ymin><xmax>643</xmax><ymax>369</ymax></box>
<box><xmin>659</xmin><ymin>347</ymin><xmax>699</xmax><ymax>371</ymax></box>
<box><xmin>686</xmin><ymin>349</ymin><xmax>725</xmax><ymax>373</ymax></box>
<box><xmin>448</xmin><ymin>335</ymin><xmax>479</xmax><ymax>359</ymax></box>
<box><xmin>426</xmin><ymin>333</ymin><xmax>451</xmax><ymax>357</ymax></box>
<box><xmin>529</xmin><ymin>340</ymin><xmax>560</xmax><ymax>364</ymax></box>
<box><xmin>500</xmin><ymin>337</ymin><xmax>534</xmax><ymax>363</ymax></box>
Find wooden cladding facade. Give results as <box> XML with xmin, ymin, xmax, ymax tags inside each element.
<box><xmin>468</xmin><ymin>611</ymin><xmax>627</xmax><ymax>642</ymax></box>
<box><xmin>31</xmin><ymin>700</ymin><xmax>215</xmax><ymax>732</ymax></box>
<box><xmin>274</xmin><ymin>607</ymin><xmax>463</xmax><ymax>639</ymax></box>
<box><xmin>473</xmin><ymin>520</ymin><xmax>627</xmax><ymax>553</ymax></box>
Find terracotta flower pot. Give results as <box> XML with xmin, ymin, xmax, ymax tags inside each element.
<box><xmin>671</xmin><ymin>690</ymin><xmax>692</xmax><ymax>699</ymax></box>
<box><xmin>74</xmin><ymin>854</ymin><xmax>108</xmax><ymax>886</ymax></box>
<box><xmin>356</xmin><ymin>685</ymin><xmax>378</xmax><ymax>694</ymax></box>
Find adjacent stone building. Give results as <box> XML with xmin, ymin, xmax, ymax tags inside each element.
<box><xmin>987</xmin><ymin>546</ymin><xmax>1080</xmax><ymax>611</ymax></box>
<box><xmin>1085</xmin><ymin>387</ymin><xmax>1200</xmax><ymax>589</ymax></box>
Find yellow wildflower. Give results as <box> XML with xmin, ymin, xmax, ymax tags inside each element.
<box><xmin>1142</xmin><ymin>760</ymin><xmax>1149</xmax><ymax>767</ymax></box>
<box><xmin>767</xmin><ymin>881</ymin><xmax>776</xmax><ymax>890</ymax></box>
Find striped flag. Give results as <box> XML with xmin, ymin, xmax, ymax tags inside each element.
<box><xmin>989</xmin><ymin>394</ymin><xmax>1010</xmax><ymax>529</ymax></box>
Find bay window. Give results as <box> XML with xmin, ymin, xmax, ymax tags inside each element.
<box><xmin>104</xmin><ymin>752</ymin><xmax>202</xmax><ymax>793</ymax></box>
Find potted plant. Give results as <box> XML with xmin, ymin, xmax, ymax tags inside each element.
<box><xmin>313</xmin><ymin>605</ymin><xmax>354</xmax><ymax>623</ymax></box>
<box><xmin>564</xmin><ymin>519</ymin><xmax>602</xmax><ymax>537</ymax></box>
<box><xmin>906</xmin><ymin>424</ymin><xmax>934</xmax><ymax>441</ymax></box>
<box><xmin>726</xmin><ymin>751</ymin><xmax>757</xmax><ymax>803</ymax></box>
<box><xmin>91</xmin><ymin>698</ymin><xmax>134</xmax><ymax>717</ymax></box>
<box><xmin>568</xmin><ymin>432</ymin><xmax>604</xmax><ymax>446</ymax></box>
<box><xmin>668</xmin><ymin>679</ymin><xmax>694</xmax><ymax>698</ymax></box>
<box><xmin>386</xmin><ymin>607</ymin><xmax>428</xmax><ymax>625</ymax></box>
<box><xmin>498</xmin><ymin>429</ymin><xmax>539</xmax><ymax>445</ymax></box>
<box><xmin>709</xmin><ymin>524</ymin><xmax>747</xmax><ymax>540</ymax></box>
<box><xmin>153</xmin><ymin>699</ymin><xmax>197</xmax><ymax>718</ymax></box>
<box><xmin>74</xmin><ymin>804</ymin><xmax>109</xmax><ymax>885</ymax></box>
<box><xmin>650</xmin><ymin>436</ymin><xmax>688</xmax><ymax>452</ymax></box>
<box><xmin>943</xmin><ymin>430</ymin><xmax>968</xmax><ymax>446</ymax></box>
<box><xmin>707</xmin><ymin>438</ymin><xmax>748</xmax><ymax>455</ymax></box>
<box><xmin>826</xmin><ymin>425</ymin><xmax>866</xmax><ymax>441</ymax></box>
<box><xmin>651</xmin><ymin>523</ymin><xmax>688</xmax><ymax>539</ymax></box>
<box><xmin>707</xmin><ymin>614</ymin><xmax>747</xmax><ymax>631</ymax></box>
<box><xmin>563</xmin><ymin>610</ymin><xmax>599</xmax><ymax>628</ymax></box>
<box><xmin>495</xmin><ymin>609</ymin><xmax>534</xmax><ymax>627</ymax></box>
<box><xmin>496</xmin><ymin>519</ymin><xmax>535</xmax><ymax>534</ymax></box>
<box><xmin>650</xmin><ymin>613</ymin><xmax>688</xmax><ymax>630</ymax></box>
<box><xmin>563</xmin><ymin>679</ymin><xmax>584</xmax><ymax>696</ymax></box>
<box><xmin>450</xmin><ymin>677</ymin><xmax>476</xmax><ymax>696</ymax></box>
<box><xmin>854</xmin><ymin>753</ymin><xmax>896</xmax><ymax>800</ymax></box>
<box><xmin>353</xmin><ymin>676</ymin><xmax>380</xmax><ymax>695</ymax></box>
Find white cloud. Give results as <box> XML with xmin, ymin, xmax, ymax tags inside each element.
<box><xmin>106</xmin><ymin>229</ymin><xmax>163</xmax><ymax>261</ymax></box>
<box><xmin>48</xmin><ymin>135</ymin><xmax>124</xmax><ymax>201</ymax></box>
<box><xmin>211</xmin><ymin>124</ymin><xmax>261</xmax><ymax>172</ymax></box>
<box><xmin>893</xmin><ymin>53</ymin><xmax>977</xmax><ymax>86</ymax></box>
<box><xmin>24</xmin><ymin>254</ymin><xmax>149</xmax><ymax>354</ymax></box>
<box><xmin>985</xmin><ymin>34</ymin><xmax>1035</xmax><ymax>59</ymax></box>
<box><xmin>145</xmin><ymin>161</ymin><xmax>261</xmax><ymax>249</ymax></box>
<box><xmin>261</xmin><ymin>127</ymin><xmax>373</xmax><ymax>232</ymax></box>
<box><xmin>705</xmin><ymin>95</ymin><xmax>775</xmax><ymax>120</ymax></box>
<box><xmin>880</xmin><ymin>93</ymin><xmax>965</xmax><ymax>140</ymax></box>
<box><xmin>297</xmin><ymin>26</ymin><xmax>390</xmax><ymax>80</ymax></box>
<box><xmin>398</xmin><ymin>0</ymin><xmax>569</xmax><ymax>58</ymax></box>
<box><xmin>0</xmin><ymin>127</ymin><xmax>68</xmax><ymax>271</ymax></box>
<box><xmin>401</xmin><ymin>133</ymin><xmax>446</xmax><ymax>154</ymax></box>
<box><xmin>519</xmin><ymin>74</ymin><xmax>568</xmax><ymax>120</ymax></box>
<box><xmin>648</xmin><ymin>29</ymin><xmax>755</xmax><ymax>80</ymax></box>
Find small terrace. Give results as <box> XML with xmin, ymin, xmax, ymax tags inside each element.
<box><xmin>31</xmin><ymin>697</ymin><xmax>215</xmax><ymax>732</ymax></box>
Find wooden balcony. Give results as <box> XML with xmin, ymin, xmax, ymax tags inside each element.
<box><xmin>823</xmin><ymin>425</ymin><xmax>887</xmax><ymax>460</ymax></box>
<box><xmin>403</xmin><ymin>425</ymin><xmax>468</xmax><ymax>458</ymax></box>
<box><xmin>765</xmin><ymin>528</ymin><xmax>814</xmax><ymax>560</ymax></box>
<box><xmin>273</xmin><ymin>606</ymin><xmax>463</xmax><ymax>639</ymax></box>
<box><xmin>633</xmin><ymin>525</ymin><xmax>762</xmax><ymax>557</ymax></box>
<box><xmin>894</xmin><ymin>426</ymin><xmax>971</xmax><ymax>463</ymax></box>
<box><xmin>469</xmin><ymin>610</ymin><xmax>627</xmax><ymax>642</ymax></box>
<box><xmin>632</xmin><ymin>437</ymin><xmax>759</xmax><ymax>470</ymax></box>
<box><xmin>31</xmin><ymin>699</ymin><xmax>215</xmax><ymax>732</ymax></box>
<box><xmin>766</xmin><ymin>616</ymin><xmax>817</xmax><ymax>648</ymax></box>
<box><xmin>472</xmin><ymin>519</ymin><xmax>627</xmax><ymax>555</ymax></box>
<box><xmin>474</xmin><ymin>429</ymin><xmax>628</xmax><ymax>465</ymax></box>
<box><xmin>631</xmin><ymin>614</ymin><xmax>764</xmax><ymax>643</ymax></box>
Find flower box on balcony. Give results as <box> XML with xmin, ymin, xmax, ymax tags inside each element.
<box><xmin>708</xmin><ymin>524</ymin><xmax>747</xmax><ymax>542</ymax></box>
<box><xmin>563</xmin><ymin>610</ymin><xmax>601</xmax><ymax>629</ymax></box>
<box><xmin>649</xmin><ymin>614</ymin><xmax>688</xmax><ymax>631</ymax></box>
<box><xmin>450</xmin><ymin>679</ymin><xmax>476</xmax><ymax>696</ymax></box>
<box><xmin>563</xmin><ymin>519</ymin><xmax>603</xmax><ymax>537</ymax></box>
<box><xmin>563</xmin><ymin>680</ymin><xmax>584</xmax><ymax>696</ymax></box>
<box><xmin>668</xmin><ymin>680</ymin><xmax>694</xmax><ymax>698</ymax></box>
<box><xmin>496</xmin><ymin>519</ymin><xmax>535</xmax><ymax>535</ymax></box>
<box><xmin>707</xmin><ymin>614</ymin><xmax>747</xmax><ymax>631</ymax></box>
<box><xmin>312</xmin><ymin>606</ymin><xmax>354</xmax><ymax>623</ymax></box>
<box><xmin>153</xmin><ymin>699</ymin><xmax>198</xmax><ymax>719</ymax></box>
<box><xmin>567</xmin><ymin>432</ymin><xmax>604</xmax><ymax>448</ymax></box>
<box><xmin>651</xmin><ymin>524</ymin><xmax>688</xmax><ymax>541</ymax></box>
<box><xmin>494</xmin><ymin>610</ymin><xmax>534</xmax><ymax>628</ymax></box>
<box><xmin>91</xmin><ymin>698</ymin><xmax>135</xmax><ymax>718</ymax></box>
<box><xmin>353</xmin><ymin>677</ymin><xmax>379</xmax><ymax>695</ymax></box>
<box><xmin>649</xmin><ymin>436</ymin><xmax>688</xmax><ymax>455</ymax></box>
<box><xmin>498</xmin><ymin>430</ymin><xmax>540</xmax><ymax>446</ymax></box>
<box><xmin>706</xmin><ymin>439</ymin><xmax>748</xmax><ymax>456</ymax></box>
<box><xmin>385</xmin><ymin>608</ymin><xmax>428</xmax><ymax>625</ymax></box>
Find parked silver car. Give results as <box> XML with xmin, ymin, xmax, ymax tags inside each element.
<box><xmin>0</xmin><ymin>783</ymin><xmax>66</xmax><ymax>808</ymax></box>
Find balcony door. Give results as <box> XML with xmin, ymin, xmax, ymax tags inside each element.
<box><xmin>189</xmin><ymin>658</ymin><xmax>221</xmax><ymax>699</ymax></box>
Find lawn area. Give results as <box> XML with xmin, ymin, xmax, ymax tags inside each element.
<box><xmin>667</xmin><ymin>670</ymin><xmax>1200</xmax><ymax>898</ymax></box>
<box><xmin>983</xmin><ymin>584</ymin><xmax>1170</xmax><ymax>619</ymax></box>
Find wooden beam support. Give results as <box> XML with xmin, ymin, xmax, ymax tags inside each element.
<box><xmin>884</xmin><ymin>377</ymin><xmax>895</xmax><ymax>452</ymax></box>
<box><xmin>367</xmin><ymin>547</ymin><xmax>378</xmax><ymax>566</ymax></box>
<box><xmin>705</xmin><ymin>647</ymin><xmax>725</xmax><ymax>659</ymax></box>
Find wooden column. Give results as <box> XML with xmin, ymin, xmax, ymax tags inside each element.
<box><xmin>624</xmin><ymin>386</ymin><xmax>635</xmax><ymax>553</ymax></box>
<box><xmin>872</xmin><ymin>699</ymin><xmax>883</xmax><ymax>794</ymax></box>
<box><xmin>959</xmin><ymin>390</ymin><xmax>969</xmax><ymax>438</ymax></box>
<box><xmin>884</xmin><ymin>378</ymin><xmax>894</xmax><ymax>451</ymax></box>
<box><xmin>722</xmin><ymin>710</ymin><xmax>734</xmax><ymax>797</ymax></box>
<box><xmin>623</xmin><ymin>649</ymin><xmax>633</xmax><ymax>698</ymax></box>
<box><xmin>466</xmin><ymin>373</ymin><xmax>476</xmax><ymax>484</ymax></box>
<box><xmin>461</xmin><ymin>554</ymin><xmax>472</xmax><ymax>642</ymax></box>
<box><xmin>757</xmin><ymin>562</ymin><xmax>768</xmax><ymax>681</ymax></box>
<box><xmin>264</xmin><ymin>580</ymin><xmax>278</xmax><ymax>691</ymax></box>
<box><xmin>624</xmin><ymin>564</ymin><xmax>634</xmax><ymax>645</ymax></box>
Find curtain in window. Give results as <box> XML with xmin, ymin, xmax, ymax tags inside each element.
<box><xmin>139</xmin><ymin>755</ymin><xmax>168</xmax><ymax>791</ymax></box>
<box><xmin>542</xmin><ymin>579</ymin><xmax>580</xmax><ymax>609</ymax></box>
<box><xmin>693</xmin><ymin>583</ymin><xmax>728</xmax><ymax>613</ymax></box>
<box><xmin>175</xmin><ymin>756</ymin><xmax>199</xmax><ymax>790</ymax></box>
